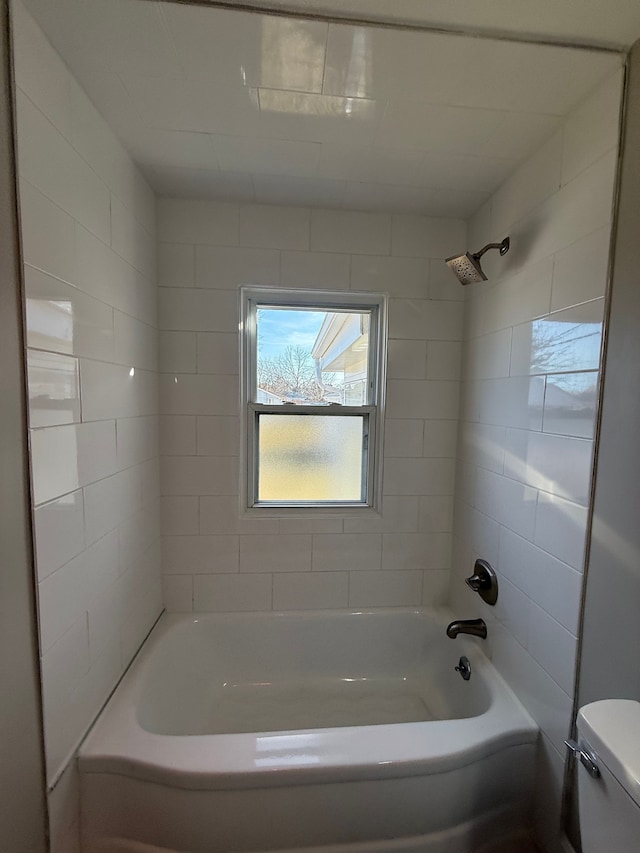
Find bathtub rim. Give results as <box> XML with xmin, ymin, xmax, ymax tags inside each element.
<box><xmin>78</xmin><ymin>607</ymin><xmax>538</xmax><ymax>791</ymax></box>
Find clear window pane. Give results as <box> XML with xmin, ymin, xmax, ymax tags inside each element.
<box><xmin>256</xmin><ymin>307</ymin><xmax>371</xmax><ymax>405</ymax></box>
<box><xmin>257</xmin><ymin>414</ymin><xmax>366</xmax><ymax>502</ymax></box>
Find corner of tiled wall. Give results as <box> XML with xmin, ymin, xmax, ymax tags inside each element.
<box><xmin>450</xmin><ymin>65</ymin><xmax>623</xmax><ymax>852</ymax></box>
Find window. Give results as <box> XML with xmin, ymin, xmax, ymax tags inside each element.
<box><xmin>241</xmin><ymin>288</ymin><xmax>387</xmax><ymax>510</ymax></box>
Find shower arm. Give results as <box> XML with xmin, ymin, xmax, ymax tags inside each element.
<box><xmin>472</xmin><ymin>237</ymin><xmax>510</xmax><ymax>261</ymax></box>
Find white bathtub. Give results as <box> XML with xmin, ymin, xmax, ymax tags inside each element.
<box><xmin>79</xmin><ymin>609</ymin><xmax>538</xmax><ymax>853</ymax></box>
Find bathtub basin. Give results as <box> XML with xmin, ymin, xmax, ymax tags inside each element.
<box><xmin>79</xmin><ymin>608</ymin><xmax>538</xmax><ymax>853</ymax></box>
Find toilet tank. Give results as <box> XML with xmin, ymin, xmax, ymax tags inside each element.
<box><xmin>576</xmin><ymin>699</ymin><xmax>640</xmax><ymax>853</ymax></box>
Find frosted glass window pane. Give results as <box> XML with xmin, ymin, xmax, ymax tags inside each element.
<box><xmin>258</xmin><ymin>415</ymin><xmax>365</xmax><ymax>502</ymax></box>
<box><xmin>256</xmin><ymin>307</ymin><xmax>371</xmax><ymax>405</ymax></box>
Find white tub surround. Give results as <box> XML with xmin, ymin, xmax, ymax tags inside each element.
<box><xmin>13</xmin><ymin>4</ymin><xmax>162</xmax><ymax>846</ymax></box>
<box><xmin>158</xmin><ymin>200</ymin><xmax>465</xmax><ymax>615</ymax></box>
<box><xmin>450</xmin><ymin>67</ymin><xmax>623</xmax><ymax>851</ymax></box>
<box><xmin>79</xmin><ymin>608</ymin><xmax>537</xmax><ymax>853</ymax></box>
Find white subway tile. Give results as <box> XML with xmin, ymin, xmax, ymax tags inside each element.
<box><xmin>418</xmin><ymin>496</ymin><xmax>454</xmax><ymax>533</ymax></box>
<box><xmin>474</xmin><ymin>468</ymin><xmax>538</xmax><ymax>541</ymax></box>
<box><xmin>311</xmin><ymin>533</ymin><xmax>382</xmax><ymax>571</ymax></box>
<box><xmin>349</xmin><ymin>570</ymin><xmax>422</xmax><ymax>607</ymax></box>
<box><xmin>34</xmin><ymin>490</ymin><xmax>85</xmax><ymax>581</ymax></box>
<box><xmin>196</xmin><ymin>416</ymin><xmax>239</xmax><ymax>456</ymax></box>
<box><xmin>68</xmin><ymin>78</ymin><xmax>155</xmax><ymax>234</ymax></box>
<box><xmin>19</xmin><ymin>180</ymin><xmax>76</xmax><ymax>286</ymax></box>
<box><xmin>160</xmin><ymin>496</ymin><xmax>199</xmax><ymax>535</ymax></box>
<box><xmin>465</xmin><ymin>330</ymin><xmax>511</xmax><ymax>381</ymax></box>
<box><xmin>491</xmin><ymin>624</ymin><xmax>573</xmax><ymax>755</ymax></box>
<box><xmin>17</xmin><ymin>92</ymin><xmax>110</xmax><ymax>243</ymax></box>
<box><xmin>159</xmin><ymin>415</ymin><xmax>196</xmax><ymax>456</ymax></box>
<box><xmin>278</xmin><ymin>517</ymin><xmax>343</xmax><ymax>534</ymax></box>
<box><xmin>194</xmin><ymin>574</ymin><xmax>272</xmax><ymax>612</ymax></box>
<box><xmin>528</xmin><ymin>603</ymin><xmax>578</xmax><ymax>694</ymax></box>
<box><xmin>479</xmin><ymin>257</ymin><xmax>554</xmax><ymax>337</ymax></box>
<box><xmin>81</xmin><ymin>360</ymin><xmax>157</xmax><ymax>420</ymax></box>
<box><xmin>390</xmin><ymin>215</ymin><xmax>464</xmax><ymax>259</ymax></box>
<box><xmin>477</xmin><ymin>376</ymin><xmax>545</xmax><ymax>431</ymax></box>
<box><xmin>195</xmin><ymin>245</ymin><xmax>279</xmax><ymax>289</ymax></box>
<box><xmin>41</xmin><ymin>616</ymin><xmax>90</xmax><ymax>715</ymax></box>
<box><xmin>498</xmin><ymin>527</ymin><xmax>582</xmax><ymax>634</ymax></box>
<box><xmin>158</xmin><ymin>288</ymin><xmax>238</xmax><ymax>333</ymax></box>
<box><xmin>76</xmin><ymin>420</ymin><xmax>118</xmax><ymax>486</ymax></box>
<box><xmin>118</xmin><ymin>503</ymin><xmax>160</xmax><ymax>572</ymax></box>
<box><xmin>310</xmin><ymin>209</ymin><xmax>389</xmax><ymax>255</ymax></box>
<box><xmin>386</xmin><ymin>380</ymin><xmax>460</xmax><ymax>420</ymax></box>
<box><xmin>383</xmin><ymin>419</ymin><xmax>424</xmax><ymax>458</ymax></box>
<box><xmin>510</xmin><ymin>148</ymin><xmax>616</xmax><ymax>269</ymax></box>
<box><xmin>493</xmin><ymin>575</ymin><xmax>531</xmax><ymax>651</ymax></box>
<box><xmin>273</xmin><ymin>572</ymin><xmax>348</xmax><ymax>610</ymax></box>
<box><xmin>158</xmin><ymin>243</ymin><xmax>195</xmax><ymax>288</ymax></box>
<box><xmin>561</xmin><ymin>69</ymin><xmax>622</xmax><ymax>186</ymax></box>
<box><xmin>31</xmin><ymin>425</ymin><xmax>81</xmax><ymax>505</ymax></box>
<box><xmin>162</xmin><ymin>534</ymin><xmax>239</xmax><ymax>573</ymax></box>
<box><xmin>158</xmin><ymin>199</ymin><xmax>239</xmax><ymax>245</ymax></box>
<box><xmin>160</xmin><ymin>456</ymin><xmax>238</xmax><ymax>496</ymax></box>
<box><xmin>427</xmin><ymin>340</ymin><xmax>463</xmax><ymax>381</ymax></box>
<box><xmin>13</xmin><ymin>3</ymin><xmax>72</xmax><ymax>138</ymax></box>
<box><xmin>453</xmin><ymin>501</ymin><xmax>501</xmax><ymax>567</ymax></box>
<box><xmin>160</xmin><ymin>374</ymin><xmax>238</xmax><ymax>416</ymax></box>
<box><xmin>504</xmin><ymin>429</ymin><xmax>593</xmax><ymax>506</ymax></box>
<box><xmin>240</xmin><ymin>535</ymin><xmax>312</xmax><ymax>572</ymax></box>
<box><xmin>27</xmin><ymin>350</ymin><xmax>80</xmax><ymax>428</ymax></box>
<box><xmin>510</xmin><ymin>298</ymin><xmax>604</xmax><ymax>376</ymax></box>
<box><xmin>196</xmin><ymin>333</ymin><xmax>239</xmax><ymax>375</ymax></box>
<box><xmin>387</xmin><ymin>339</ymin><xmax>427</xmax><ymax>380</ymax></box>
<box><xmin>38</xmin><ymin>531</ymin><xmax>119</xmax><ymax>652</ymax></box>
<box><xmin>281</xmin><ymin>250</ymin><xmax>350</xmax><ymax>290</ymax></box>
<box><xmin>344</xmin><ymin>496</ymin><xmax>419</xmax><ymax>534</ymax></box>
<box><xmin>492</xmin><ymin>131</ymin><xmax>562</xmax><ymax>236</ymax></box>
<box><xmin>84</xmin><ymin>468</ymin><xmax>141</xmax><ymax>545</ymax></box>
<box><xmin>74</xmin><ymin>224</ymin><xmax>137</xmax><ymax>316</ymax></box>
<box><xmin>240</xmin><ymin>204</ymin><xmax>309</xmax><ymax>250</ymax></box>
<box><xmin>162</xmin><ymin>575</ymin><xmax>193</xmax><ymax>612</ymax></box>
<box><xmin>381</xmin><ymin>533</ymin><xmax>429</xmax><ymax>571</ymax></box>
<box><xmin>422</xmin><ymin>570</ymin><xmax>450</xmax><ymax>607</ymax></box>
<box><xmin>550</xmin><ymin>226</ymin><xmax>610</xmax><ymax>312</ymax></box>
<box><xmin>159</xmin><ymin>331</ymin><xmax>196</xmax><ymax>373</ymax></box>
<box><xmin>25</xmin><ymin>266</ymin><xmax>114</xmax><ymax>362</ymax></box>
<box><xmin>422</xmin><ymin>419</ymin><xmax>458</xmax><ymax>458</ymax></box>
<box><xmin>534</xmin><ymin>492</ymin><xmax>587</xmax><ymax>570</ymax></box>
<box><xmin>383</xmin><ymin>457</ymin><xmax>456</xmax><ymax>496</ymax></box>
<box><xmin>543</xmin><ymin>372</ymin><xmax>598</xmax><ymax>439</ymax></box>
<box><xmin>200</xmin><ymin>496</ymin><xmax>279</xmax><ymax>535</ymax></box>
<box><xmin>114</xmin><ymin>311</ymin><xmax>157</xmax><ymax>372</ymax></box>
<box><xmin>428</xmin><ymin>258</ymin><xmax>465</xmax><ymax>301</ymax></box>
<box><xmin>459</xmin><ymin>422</ymin><xmax>506</xmax><ymax>473</ymax></box>
<box><xmin>389</xmin><ymin>298</ymin><xmax>464</xmax><ymax>341</ymax></box>
<box><xmin>351</xmin><ymin>255</ymin><xmax>428</xmax><ymax>298</ymax></box>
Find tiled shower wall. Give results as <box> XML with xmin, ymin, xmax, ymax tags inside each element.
<box><xmin>158</xmin><ymin>201</ymin><xmax>466</xmax><ymax>612</ymax></box>
<box><xmin>449</xmin><ymin>68</ymin><xmax>623</xmax><ymax>852</ymax></box>
<box><xmin>14</xmin><ymin>1</ymin><xmax>162</xmax><ymax>817</ymax></box>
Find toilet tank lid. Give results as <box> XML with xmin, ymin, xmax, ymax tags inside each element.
<box><xmin>578</xmin><ymin>699</ymin><xmax>640</xmax><ymax>807</ymax></box>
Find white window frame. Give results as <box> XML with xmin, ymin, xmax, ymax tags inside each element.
<box><xmin>240</xmin><ymin>286</ymin><xmax>387</xmax><ymax>515</ymax></box>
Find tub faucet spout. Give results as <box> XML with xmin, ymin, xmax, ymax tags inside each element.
<box><xmin>446</xmin><ymin>618</ymin><xmax>487</xmax><ymax>639</ymax></box>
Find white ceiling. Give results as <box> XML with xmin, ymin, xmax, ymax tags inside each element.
<box><xmin>22</xmin><ymin>0</ymin><xmax>622</xmax><ymax>218</ymax></box>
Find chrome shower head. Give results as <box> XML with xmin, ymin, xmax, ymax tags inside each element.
<box><xmin>446</xmin><ymin>237</ymin><xmax>510</xmax><ymax>285</ymax></box>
